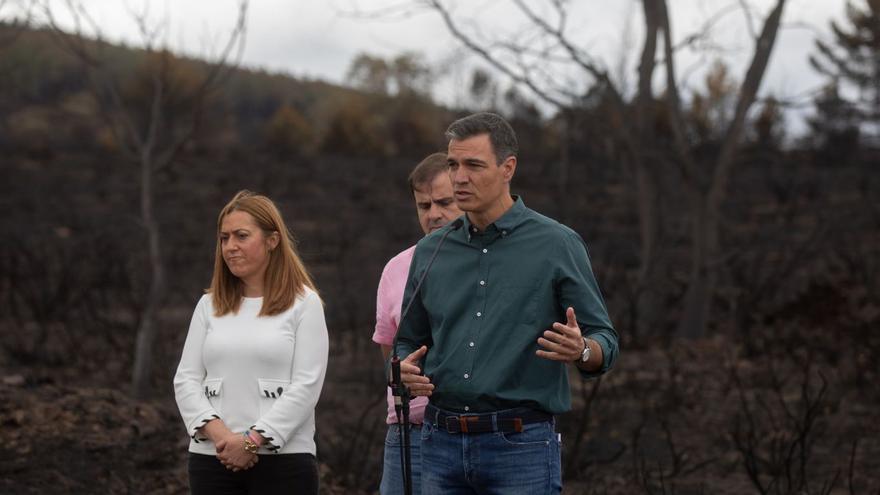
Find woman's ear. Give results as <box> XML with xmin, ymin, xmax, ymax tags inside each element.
<box><xmin>267</xmin><ymin>231</ymin><xmax>280</xmax><ymax>251</ymax></box>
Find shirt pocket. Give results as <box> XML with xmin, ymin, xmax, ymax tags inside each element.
<box><xmin>257</xmin><ymin>378</ymin><xmax>291</xmax><ymax>416</ymax></box>
<box><xmin>497</xmin><ymin>284</ymin><xmax>538</xmax><ymax>324</ymax></box>
<box><xmin>203</xmin><ymin>378</ymin><xmax>223</xmax><ymax>412</ymax></box>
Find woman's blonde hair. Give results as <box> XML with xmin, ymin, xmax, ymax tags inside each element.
<box><xmin>209</xmin><ymin>190</ymin><xmax>317</xmax><ymax>316</ymax></box>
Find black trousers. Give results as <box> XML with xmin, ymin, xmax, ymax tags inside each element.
<box><xmin>188</xmin><ymin>452</ymin><xmax>318</xmax><ymax>495</ymax></box>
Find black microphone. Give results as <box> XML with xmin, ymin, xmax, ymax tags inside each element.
<box><xmin>389</xmin><ymin>217</ymin><xmax>464</xmax><ymax>380</ymax></box>
<box><xmin>395</xmin><ymin>217</ymin><xmax>464</xmax><ymax>345</ymax></box>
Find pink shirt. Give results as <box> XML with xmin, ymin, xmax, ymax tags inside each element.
<box><xmin>372</xmin><ymin>245</ymin><xmax>428</xmax><ymax>424</ymax></box>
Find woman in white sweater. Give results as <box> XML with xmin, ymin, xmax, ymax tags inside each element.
<box><xmin>174</xmin><ymin>190</ymin><xmax>328</xmax><ymax>494</ymax></box>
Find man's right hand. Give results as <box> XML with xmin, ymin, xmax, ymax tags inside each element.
<box><xmin>400</xmin><ymin>345</ymin><xmax>434</xmax><ymax>397</ymax></box>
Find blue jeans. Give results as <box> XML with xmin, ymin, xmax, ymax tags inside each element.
<box><xmin>420</xmin><ymin>412</ymin><xmax>562</xmax><ymax>494</ymax></box>
<box><xmin>380</xmin><ymin>423</ymin><xmax>422</xmax><ymax>495</ymax></box>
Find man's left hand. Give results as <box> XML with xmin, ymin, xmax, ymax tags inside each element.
<box><xmin>536</xmin><ymin>307</ymin><xmax>584</xmax><ymax>362</ymax></box>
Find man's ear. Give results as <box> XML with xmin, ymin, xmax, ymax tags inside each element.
<box><xmin>501</xmin><ymin>156</ymin><xmax>517</xmax><ymax>183</ymax></box>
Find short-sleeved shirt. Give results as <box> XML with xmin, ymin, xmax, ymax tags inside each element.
<box><xmin>395</xmin><ymin>197</ymin><xmax>618</xmax><ymax>414</ymax></box>
<box><xmin>373</xmin><ymin>245</ymin><xmax>428</xmax><ymax>424</ymax></box>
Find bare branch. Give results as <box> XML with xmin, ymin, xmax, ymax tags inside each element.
<box><xmin>426</xmin><ymin>0</ymin><xmax>569</xmax><ymax>109</ymax></box>
<box><xmin>332</xmin><ymin>0</ymin><xmax>430</xmax><ymax>22</ymax></box>
<box><xmin>636</xmin><ymin>0</ymin><xmax>660</xmax><ymax>136</ymax></box>
<box><xmin>709</xmin><ymin>0</ymin><xmax>787</xmax><ymax>207</ymax></box>
<box><xmin>511</xmin><ymin>0</ymin><xmax>619</xmax><ymax>96</ymax></box>
<box><xmin>39</xmin><ymin>0</ymin><xmax>145</xmax><ymax>154</ymax></box>
<box><xmin>737</xmin><ymin>0</ymin><xmax>759</xmax><ymax>40</ymax></box>
<box><xmin>153</xmin><ymin>0</ymin><xmax>248</xmax><ymax>172</ymax></box>
<box><xmin>670</xmin><ymin>1</ymin><xmax>746</xmax><ymax>55</ymax></box>
<box><xmin>847</xmin><ymin>438</ymin><xmax>858</xmax><ymax>495</ymax></box>
<box><xmin>658</xmin><ymin>0</ymin><xmax>699</xmax><ymax>187</ymax></box>
<box><xmin>126</xmin><ymin>0</ymin><xmax>164</xmax><ymax>51</ymax></box>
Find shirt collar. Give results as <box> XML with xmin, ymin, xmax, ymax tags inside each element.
<box><xmin>462</xmin><ymin>195</ymin><xmax>527</xmax><ymax>237</ymax></box>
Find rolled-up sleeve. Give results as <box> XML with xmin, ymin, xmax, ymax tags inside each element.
<box><xmin>393</xmin><ymin>251</ymin><xmax>431</xmax><ymax>365</ymax></box>
<box><xmin>557</xmin><ymin>232</ymin><xmax>619</xmax><ymax>378</ymax></box>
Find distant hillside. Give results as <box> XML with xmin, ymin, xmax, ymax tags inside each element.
<box><xmin>0</xmin><ymin>23</ymin><xmax>457</xmax><ymax>158</ymax></box>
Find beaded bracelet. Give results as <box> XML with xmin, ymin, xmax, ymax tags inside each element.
<box><xmin>246</xmin><ymin>430</ymin><xmax>262</xmax><ymax>446</ymax></box>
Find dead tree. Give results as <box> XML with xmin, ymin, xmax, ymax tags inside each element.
<box><xmin>660</xmin><ymin>0</ymin><xmax>788</xmax><ymax>338</ymax></box>
<box><xmin>352</xmin><ymin>0</ymin><xmax>669</xmax><ymax>338</ymax></box>
<box><xmin>40</xmin><ymin>0</ymin><xmax>248</xmax><ymax>398</ymax></box>
<box><xmin>348</xmin><ymin>0</ymin><xmax>791</xmax><ymax>339</ymax></box>
<box><xmin>730</xmin><ymin>355</ymin><xmax>840</xmax><ymax>495</ymax></box>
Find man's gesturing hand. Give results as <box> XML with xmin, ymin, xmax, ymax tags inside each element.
<box><xmin>536</xmin><ymin>307</ymin><xmax>585</xmax><ymax>362</ymax></box>
<box><xmin>400</xmin><ymin>345</ymin><xmax>434</xmax><ymax>397</ymax></box>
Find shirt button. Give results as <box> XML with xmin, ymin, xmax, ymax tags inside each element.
<box><xmin>469</xmin><ymin>342</ymin><xmax>475</xmax><ymax>347</ymax></box>
<box><xmin>476</xmin><ymin>312</ymin><xmax>482</xmax><ymax>317</ymax></box>
<box><xmin>502</xmin><ymin>230</ymin><xmax>507</xmax><ymax>236</ymax></box>
<box><xmin>482</xmin><ymin>248</ymin><xmax>488</xmax><ymax>253</ymax></box>
<box><xmin>463</xmin><ymin>373</ymin><xmax>469</xmax><ymax>379</ymax></box>
<box><xmin>479</xmin><ymin>280</ymin><xmax>486</xmax><ymax>286</ymax></box>
<box><xmin>464</xmin><ymin>406</ymin><xmax>470</xmax><ymax>411</ymax></box>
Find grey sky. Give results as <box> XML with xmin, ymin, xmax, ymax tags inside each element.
<box><xmin>33</xmin><ymin>0</ymin><xmax>852</xmax><ymax>133</ymax></box>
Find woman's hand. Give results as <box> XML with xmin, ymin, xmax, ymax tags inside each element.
<box><xmin>200</xmin><ymin>418</ymin><xmax>233</xmax><ymax>444</ymax></box>
<box><xmin>216</xmin><ymin>433</ymin><xmax>258</xmax><ymax>471</ymax></box>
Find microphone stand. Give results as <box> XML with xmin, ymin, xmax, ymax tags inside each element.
<box><xmin>389</xmin><ymin>356</ymin><xmax>412</xmax><ymax>495</ymax></box>
<box><xmin>388</xmin><ymin>218</ymin><xmax>463</xmax><ymax>495</ymax></box>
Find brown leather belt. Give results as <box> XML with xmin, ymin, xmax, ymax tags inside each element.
<box><xmin>425</xmin><ymin>404</ymin><xmax>553</xmax><ymax>434</ymax></box>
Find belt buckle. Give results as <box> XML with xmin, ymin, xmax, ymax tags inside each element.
<box><xmin>445</xmin><ymin>415</ymin><xmax>478</xmax><ymax>433</ymax></box>
<box><xmin>444</xmin><ymin>415</ymin><xmax>459</xmax><ymax>433</ymax></box>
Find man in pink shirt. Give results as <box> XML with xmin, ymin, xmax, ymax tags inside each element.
<box><xmin>373</xmin><ymin>152</ymin><xmax>463</xmax><ymax>494</ymax></box>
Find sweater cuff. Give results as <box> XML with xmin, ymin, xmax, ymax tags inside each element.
<box><xmin>250</xmin><ymin>421</ymin><xmax>283</xmax><ymax>453</ymax></box>
<box><xmin>188</xmin><ymin>412</ymin><xmax>220</xmax><ymax>443</ymax></box>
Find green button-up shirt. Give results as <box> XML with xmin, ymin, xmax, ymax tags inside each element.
<box><xmin>395</xmin><ymin>197</ymin><xmax>618</xmax><ymax>414</ymax></box>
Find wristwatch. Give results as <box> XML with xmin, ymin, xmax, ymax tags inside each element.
<box><xmin>243</xmin><ymin>433</ymin><xmax>259</xmax><ymax>454</ymax></box>
<box><xmin>578</xmin><ymin>337</ymin><xmax>591</xmax><ymax>363</ymax></box>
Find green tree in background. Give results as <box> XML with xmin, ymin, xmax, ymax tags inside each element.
<box><xmin>346</xmin><ymin>51</ymin><xmax>431</xmax><ymax>97</ymax></box>
<box><xmin>810</xmin><ymin>0</ymin><xmax>880</xmax><ymax>140</ymax></box>
<box><xmin>806</xmin><ymin>83</ymin><xmax>862</xmax><ymax>162</ymax></box>
<box><xmin>265</xmin><ymin>103</ymin><xmax>314</xmax><ymax>156</ymax></box>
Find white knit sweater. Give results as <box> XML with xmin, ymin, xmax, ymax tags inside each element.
<box><xmin>173</xmin><ymin>288</ymin><xmax>328</xmax><ymax>455</ymax></box>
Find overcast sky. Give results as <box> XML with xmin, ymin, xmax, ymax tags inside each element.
<box><xmin>30</xmin><ymin>0</ymin><xmax>852</xmax><ymax>134</ymax></box>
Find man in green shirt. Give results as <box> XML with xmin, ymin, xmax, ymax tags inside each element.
<box><xmin>396</xmin><ymin>112</ymin><xmax>618</xmax><ymax>494</ymax></box>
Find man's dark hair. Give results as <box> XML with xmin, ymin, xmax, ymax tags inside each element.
<box><xmin>408</xmin><ymin>152</ymin><xmax>449</xmax><ymax>193</ymax></box>
<box><xmin>445</xmin><ymin>112</ymin><xmax>518</xmax><ymax>165</ymax></box>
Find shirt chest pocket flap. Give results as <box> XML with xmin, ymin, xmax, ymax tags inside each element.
<box><xmin>203</xmin><ymin>378</ymin><xmax>223</xmax><ymax>410</ymax></box>
<box><xmin>258</xmin><ymin>378</ymin><xmax>291</xmax><ymax>415</ymax></box>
